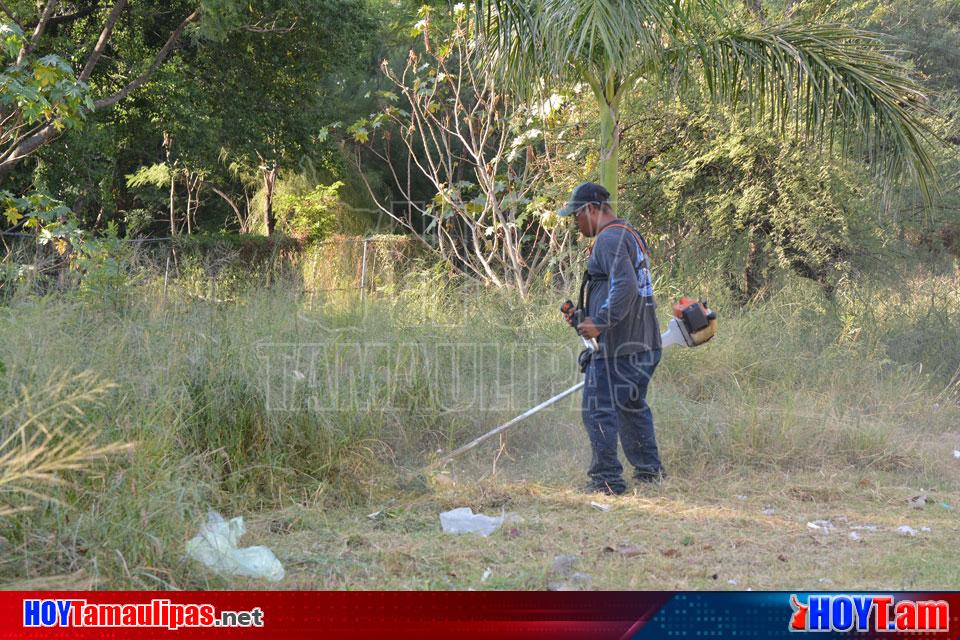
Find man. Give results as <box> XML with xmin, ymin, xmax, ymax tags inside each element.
<box><xmin>558</xmin><ymin>182</ymin><xmax>664</xmax><ymax>495</ymax></box>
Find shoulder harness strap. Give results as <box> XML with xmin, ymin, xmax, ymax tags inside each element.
<box><xmin>597</xmin><ymin>222</ymin><xmax>650</xmax><ymax>266</ymax></box>
<box><xmin>578</xmin><ymin>223</ymin><xmax>651</xmax><ymax>313</ymax></box>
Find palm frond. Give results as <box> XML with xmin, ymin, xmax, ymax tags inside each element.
<box><xmin>473</xmin><ymin>0</ymin><xmax>540</xmax><ymax>96</ymax></box>
<box><xmin>663</xmin><ymin>22</ymin><xmax>938</xmax><ymax>201</ymax></box>
<box><xmin>475</xmin><ymin>1</ymin><xmax>938</xmax><ymax>198</ymax></box>
<box><xmin>477</xmin><ymin>0</ymin><xmax>696</xmax><ymax>97</ymax></box>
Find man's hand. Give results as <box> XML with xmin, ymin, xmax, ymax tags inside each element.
<box><xmin>577</xmin><ymin>316</ymin><xmax>600</xmax><ymax>339</ymax></box>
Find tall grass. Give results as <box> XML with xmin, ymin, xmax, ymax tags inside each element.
<box><xmin>0</xmin><ymin>242</ymin><xmax>957</xmax><ymax>587</ymax></box>
<box><xmin>0</xmin><ymin>371</ymin><xmax>129</xmax><ymax>518</ymax></box>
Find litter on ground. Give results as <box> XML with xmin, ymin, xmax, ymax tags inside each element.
<box><xmin>185</xmin><ymin>512</ymin><xmax>285</xmax><ymax>582</ymax></box>
<box><xmin>807</xmin><ymin>520</ymin><xmax>834</xmax><ymax>534</ymax></box>
<box><xmin>439</xmin><ymin>507</ymin><xmax>505</xmax><ymax>536</ymax></box>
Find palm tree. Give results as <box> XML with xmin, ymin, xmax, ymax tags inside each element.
<box><xmin>475</xmin><ymin>0</ymin><xmax>936</xmax><ymax>201</ymax></box>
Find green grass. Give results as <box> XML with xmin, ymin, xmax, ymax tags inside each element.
<box><xmin>0</xmin><ymin>255</ymin><xmax>958</xmax><ymax>589</ymax></box>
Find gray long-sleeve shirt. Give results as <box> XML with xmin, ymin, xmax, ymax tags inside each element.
<box><xmin>586</xmin><ymin>220</ymin><xmax>661</xmax><ymax>357</ymax></box>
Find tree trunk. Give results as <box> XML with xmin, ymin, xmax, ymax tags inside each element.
<box><xmin>78</xmin><ymin>0</ymin><xmax>128</xmax><ymax>81</ymax></box>
<box><xmin>163</xmin><ymin>132</ymin><xmax>176</xmax><ymax>236</ymax></box>
<box><xmin>243</xmin><ymin>189</ymin><xmax>252</xmax><ymax>233</ymax></box>
<box><xmin>185</xmin><ymin>174</ymin><xmax>192</xmax><ymax>235</ymax></box>
<box><xmin>595</xmin><ymin>87</ymin><xmax>621</xmax><ymax>201</ymax></box>
<box><xmin>16</xmin><ymin>0</ymin><xmax>58</xmax><ymax>65</ymax></box>
<box><xmin>207</xmin><ymin>184</ymin><xmax>240</xmax><ymax>227</ymax></box>
<box><xmin>191</xmin><ymin>176</ymin><xmax>202</xmax><ymax>231</ymax></box>
<box><xmin>263</xmin><ymin>166</ymin><xmax>277</xmax><ymax>236</ymax></box>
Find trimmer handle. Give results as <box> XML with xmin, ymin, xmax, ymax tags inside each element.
<box><xmin>560</xmin><ymin>300</ymin><xmax>581</xmax><ymax>327</ymax></box>
<box><xmin>561</xmin><ymin>299</ymin><xmax>599</xmax><ymax>352</ymax></box>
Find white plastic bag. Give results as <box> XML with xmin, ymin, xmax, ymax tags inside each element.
<box><xmin>186</xmin><ymin>511</ymin><xmax>285</xmax><ymax>581</ymax></box>
<box><xmin>439</xmin><ymin>507</ymin><xmax>504</xmax><ymax>536</ymax></box>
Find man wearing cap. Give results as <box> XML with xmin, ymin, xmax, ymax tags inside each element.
<box><xmin>559</xmin><ymin>182</ymin><xmax>664</xmax><ymax>495</ymax></box>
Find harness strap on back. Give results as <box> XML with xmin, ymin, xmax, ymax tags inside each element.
<box><xmin>577</xmin><ymin>222</ymin><xmax>651</xmax><ymax>315</ymax></box>
<box><xmin>598</xmin><ymin>222</ymin><xmax>650</xmax><ymax>266</ymax></box>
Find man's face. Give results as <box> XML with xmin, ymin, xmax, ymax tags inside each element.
<box><xmin>573</xmin><ymin>203</ymin><xmax>598</xmax><ymax>237</ymax></box>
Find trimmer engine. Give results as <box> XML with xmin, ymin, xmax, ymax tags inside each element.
<box><xmin>661</xmin><ymin>297</ymin><xmax>718</xmax><ymax>349</ymax></box>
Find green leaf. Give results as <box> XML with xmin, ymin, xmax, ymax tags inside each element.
<box><xmin>4</xmin><ymin>206</ymin><xmax>21</xmax><ymax>225</ymax></box>
<box><xmin>125</xmin><ymin>163</ymin><xmax>171</xmax><ymax>189</ymax></box>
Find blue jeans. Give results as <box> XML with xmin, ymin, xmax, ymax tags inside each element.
<box><xmin>581</xmin><ymin>349</ymin><xmax>662</xmax><ymax>491</ymax></box>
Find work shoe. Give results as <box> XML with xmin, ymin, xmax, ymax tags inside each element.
<box><xmin>581</xmin><ymin>481</ymin><xmax>626</xmax><ymax>496</ymax></box>
<box><xmin>633</xmin><ymin>470</ymin><xmax>667</xmax><ymax>485</ymax></box>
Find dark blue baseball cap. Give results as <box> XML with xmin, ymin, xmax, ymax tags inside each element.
<box><xmin>557</xmin><ymin>181</ymin><xmax>610</xmax><ymax>217</ymax></box>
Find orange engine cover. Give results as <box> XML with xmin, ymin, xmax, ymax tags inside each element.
<box><xmin>672</xmin><ymin>297</ymin><xmax>700</xmax><ymax>319</ymax></box>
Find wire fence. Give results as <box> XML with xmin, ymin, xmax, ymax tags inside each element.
<box><xmin>300</xmin><ymin>235</ymin><xmax>427</xmax><ymax>297</ymax></box>
<box><xmin>0</xmin><ymin>231</ymin><xmax>174</xmax><ymax>243</ymax></box>
<box><xmin>0</xmin><ymin>231</ymin><xmax>427</xmax><ymax>298</ymax></box>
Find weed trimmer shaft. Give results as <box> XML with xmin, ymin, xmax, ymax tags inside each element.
<box><xmin>429</xmin><ymin>298</ymin><xmax>717</xmax><ymax>469</ymax></box>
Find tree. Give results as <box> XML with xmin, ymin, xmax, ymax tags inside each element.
<box><xmin>350</xmin><ymin>7</ymin><xmax>575</xmax><ymax>296</ymax></box>
<box><xmin>654</xmin><ymin>111</ymin><xmax>858</xmax><ymax>300</ymax></box>
<box><xmin>0</xmin><ymin>0</ymin><xmax>204</xmax><ymax>176</ymax></box>
<box><xmin>777</xmin><ymin>0</ymin><xmax>960</xmax><ymax>95</ymax></box>
<box><xmin>475</xmin><ymin>0</ymin><xmax>936</xmax><ymax>201</ymax></box>
<box><xmin>18</xmin><ymin>0</ymin><xmax>374</xmax><ymax>236</ymax></box>
<box><xmin>191</xmin><ymin>0</ymin><xmax>374</xmax><ymax>236</ymax></box>
<box><xmin>0</xmin><ymin>21</ymin><xmax>91</xmax><ymax>189</ymax></box>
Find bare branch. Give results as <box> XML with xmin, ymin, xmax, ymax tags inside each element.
<box><xmin>0</xmin><ymin>0</ymin><xmax>24</xmax><ymax>30</ymax></box>
<box><xmin>351</xmin><ymin>148</ymin><xmax>434</xmax><ymax>249</ymax></box>
<box><xmin>203</xmin><ymin>182</ymin><xmax>242</xmax><ymax>224</ymax></box>
<box><xmin>349</xmin><ymin>16</ymin><xmax>573</xmax><ymax>294</ymax></box>
<box><xmin>93</xmin><ymin>8</ymin><xmax>201</xmax><ymax>109</ymax></box>
<box><xmin>32</xmin><ymin>5</ymin><xmax>101</xmax><ymax>28</ymax></box>
<box><xmin>79</xmin><ymin>0</ymin><xmax>129</xmax><ymax>82</ymax></box>
<box><xmin>243</xmin><ymin>17</ymin><xmax>297</xmax><ymax>33</ymax></box>
<box><xmin>16</xmin><ymin>0</ymin><xmax>58</xmax><ymax>65</ymax></box>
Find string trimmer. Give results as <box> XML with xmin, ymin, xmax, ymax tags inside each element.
<box><xmin>427</xmin><ymin>298</ymin><xmax>717</xmax><ymax>469</ymax></box>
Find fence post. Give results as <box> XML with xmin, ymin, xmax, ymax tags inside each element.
<box><xmin>359</xmin><ymin>237</ymin><xmax>370</xmax><ymax>302</ymax></box>
<box><xmin>162</xmin><ymin>254</ymin><xmax>170</xmax><ymax>306</ymax></box>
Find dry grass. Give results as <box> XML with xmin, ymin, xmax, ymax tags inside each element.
<box><xmin>259</xmin><ymin>463</ymin><xmax>960</xmax><ymax>590</ymax></box>
<box><xmin>0</xmin><ymin>371</ymin><xmax>130</xmax><ymax>517</ymax></box>
<box><xmin>0</xmin><ymin>255</ymin><xmax>957</xmax><ymax>589</ymax></box>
